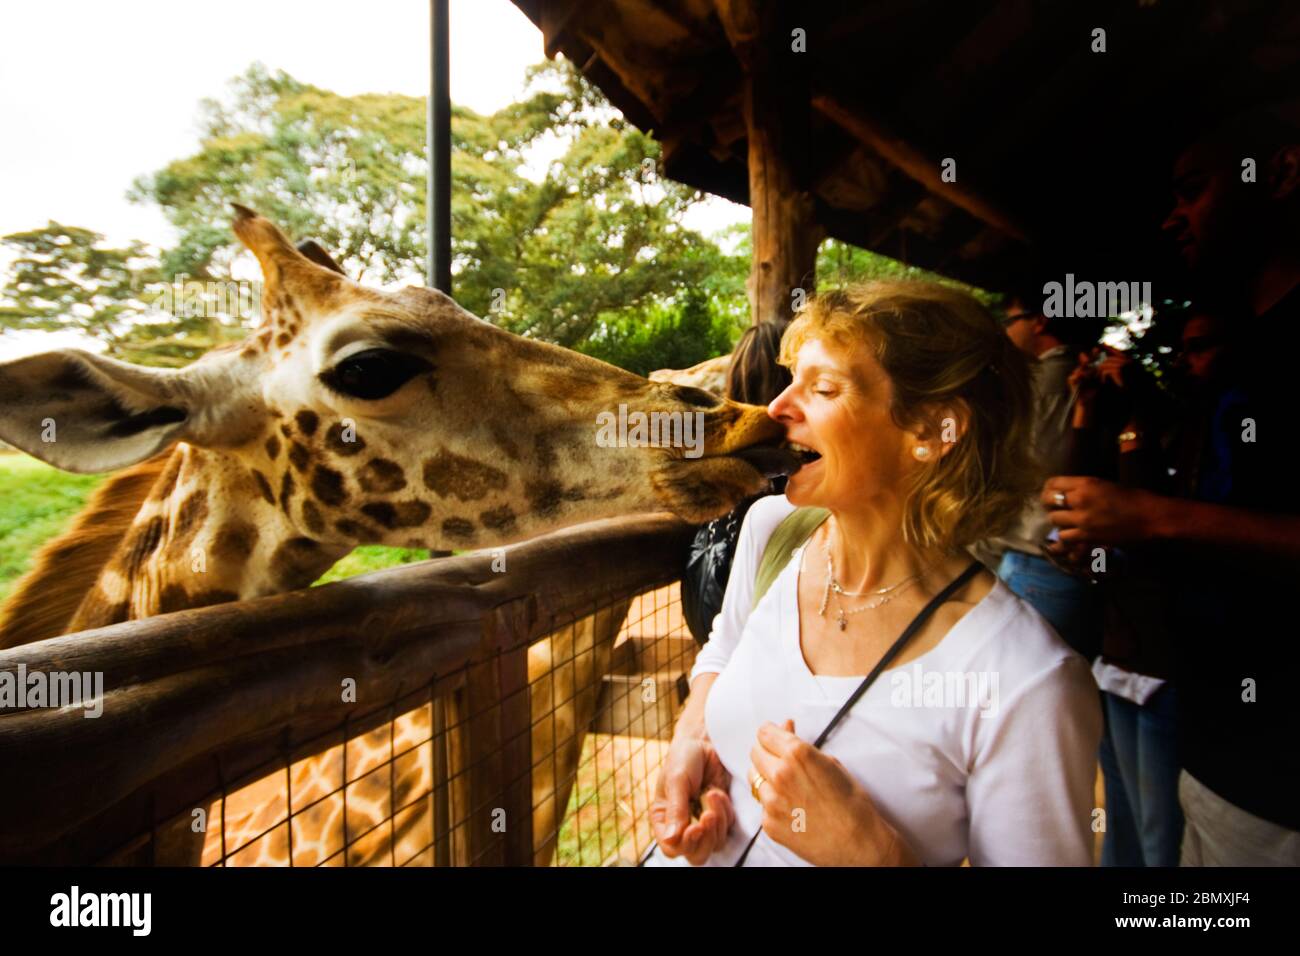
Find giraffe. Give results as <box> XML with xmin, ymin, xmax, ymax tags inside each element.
<box><xmin>0</xmin><ymin>205</ymin><xmax>797</xmax><ymax>865</ymax></box>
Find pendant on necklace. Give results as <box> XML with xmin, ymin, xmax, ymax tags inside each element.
<box><xmin>837</xmin><ymin>608</ymin><xmax>847</xmax><ymax>631</ymax></box>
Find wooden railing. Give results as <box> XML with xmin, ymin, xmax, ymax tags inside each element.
<box><xmin>0</xmin><ymin>514</ymin><xmax>696</xmax><ymax>866</ymax></box>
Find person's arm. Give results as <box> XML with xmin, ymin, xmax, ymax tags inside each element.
<box><xmin>1042</xmin><ymin>476</ymin><xmax>1300</xmax><ymax>560</ymax></box>
<box><xmin>1148</xmin><ymin>494</ymin><xmax>1300</xmax><ymax>558</ymax></box>
<box><xmin>651</xmin><ymin>496</ymin><xmax>790</xmax><ymax>859</ymax></box>
<box><xmin>672</xmin><ymin>672</ymin><xmax>716</xmax><ymax>744</ymax></box>
<box><xmin>966</xmin><ymin>655</ymin><xmax>1102</xmax><ymax>865</ymax></box>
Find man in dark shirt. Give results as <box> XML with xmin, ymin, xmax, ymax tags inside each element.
<box><xmin>1041</xmin><ymin>102</ymin><xmax>1300</xmax><ymax>864</ymax></box>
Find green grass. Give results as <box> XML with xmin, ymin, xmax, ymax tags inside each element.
<box><xmin>0</xmin><ymin>452</ymin><xmax>427</xmax><ymax>602</ymax></box>
<box><xmin>311</xmin><ymin>545</ymin><xmax>431</xmax><ymax>585</ymax></box>
<box><xmin>0</xmin><ymin>454</ymin><xmax>109</xmax><ymax>602</ymax></box>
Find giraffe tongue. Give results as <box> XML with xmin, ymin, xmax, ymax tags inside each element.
<box><xmin>732</xmin><ymin>443</ymin><xmax>803</xmax><ymax>478</ymax></box>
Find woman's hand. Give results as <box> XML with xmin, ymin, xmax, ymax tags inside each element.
<box><xmin>650</xmin><ymin>733</ymin><xmax>735</xmax><ymax>865</ymax></box>
<box><xmin>749</xmin><ymin>720</ymin><xmax>919</xmax><ymax>866</ymax></box>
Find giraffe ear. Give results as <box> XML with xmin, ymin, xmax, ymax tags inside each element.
<box><xmin>0</xmin><ymin>349</ymin><xmax>214</xmax><ymax>473</ymax></box>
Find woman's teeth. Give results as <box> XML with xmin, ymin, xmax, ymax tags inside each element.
<box><xmin>786</xmin><ymin>442</ymin><xmax>822</xmax><ymax>464</ymax></box>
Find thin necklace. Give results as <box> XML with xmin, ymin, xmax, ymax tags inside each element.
<box><xmin>819</xmin><ymin>521</ymin><xmax>931</xmax><ymax>631</ymax></box>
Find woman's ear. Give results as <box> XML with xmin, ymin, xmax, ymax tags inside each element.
<box><xmin>911</xmin><ymin>402</ymin><xmax>969</xmax><ymax>460</ymax></box>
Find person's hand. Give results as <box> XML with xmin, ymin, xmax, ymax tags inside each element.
<box><xmin>749</xmin><ymin>719</ymin><xmax>918</xmax><ymax>866</ymax></box>
<box><xmin>1041</xmin><ymin>476</ymin><xmax>1162</xmax><ymax>547</ymax></box>
<box><xmin>650</xmin><ymin>733</ymin><xmax>735</xmax><ymax>865</ymax></box>
<box><xmin>1094</xmin><ymin>345</ymin><xmax>1133</xmax><ymax>390</ymax></box>
<box><xmin>1067</xmin><ymin>351</ymin><xmax>1101</xmax><ymax>401</ymax></box>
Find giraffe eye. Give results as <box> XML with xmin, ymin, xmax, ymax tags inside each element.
<box><xmin>321</xmin><ymin>349</ymin><xmax>431</xmax><ymax>400</ymax></box>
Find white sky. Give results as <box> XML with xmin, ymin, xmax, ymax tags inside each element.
<box><xmin>0</xmin><ymin>0</ymin><xmax>748</xmax><ymax>360</ymax></box>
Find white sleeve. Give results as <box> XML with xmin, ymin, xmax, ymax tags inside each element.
<box><xmin>965</xmin><ymin>654</ymin><xmax>1102</xmax><ymax>866</ymax></box>
<box><xmin>688</xmin><ymin>496</ymin><xmax>792</xmax><ymax>683</ymax></box>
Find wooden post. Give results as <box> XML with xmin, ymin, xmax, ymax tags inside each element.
<box><xmin>717</xmin><ymin>0</ymin><xmax>824</xmax><ymax>325</ymax></box>
<box><xmin>460</xmin><ymin>601</ymin><xmax>534</xmax><ymax>866</ymax></box>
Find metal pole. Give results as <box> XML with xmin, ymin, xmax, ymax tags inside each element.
<box><xmin>427</xmin><ymin>0</ymin><xmax>451</xmax><ymax>292</ymax></box>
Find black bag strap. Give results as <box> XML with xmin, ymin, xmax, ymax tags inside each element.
<box><xmin>733</xmin><ymin>558</ymin><xmax>984</xmax><ymax>867</ymax></box>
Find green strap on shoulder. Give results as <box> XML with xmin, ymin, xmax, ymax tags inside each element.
<box><xmin>751</xmin><ymin>507</ymin><xmax>830</xmax><ymax>611</ymax></box>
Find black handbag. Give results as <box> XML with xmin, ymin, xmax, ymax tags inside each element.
<box><xmin>681</xmin><ymin>497</ymin><xmax>757</xmax><ymax>645</ymax></box>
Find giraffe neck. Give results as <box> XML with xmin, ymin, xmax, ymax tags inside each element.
<box><xmin>68</xmin><ymin>443</ymin><xmax>348</xmax><ymax>631</ymax></box>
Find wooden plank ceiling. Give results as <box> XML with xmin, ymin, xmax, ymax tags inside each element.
<box><xmin>510</xmin><ymin>0</ymin><xmax>1300</xmax><ymax>296</ymax></box>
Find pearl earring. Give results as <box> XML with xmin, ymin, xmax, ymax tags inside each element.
<box><xmin>913</xmin><ymin>445</ymin><xmax>932</xmax><ymax>461</ymax></box>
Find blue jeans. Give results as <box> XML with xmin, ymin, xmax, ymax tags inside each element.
<box><xmin>1101</xmin><ymin>686</ymin><xmax>1184</xmax><ymax>866</ymax></box>
<box><xmin>997</xmin><ymin>550</ymin><xmax>1100</xmax><ymax>660</ymax></box>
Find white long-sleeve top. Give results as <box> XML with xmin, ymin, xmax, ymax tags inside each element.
<box><xmin>645</xmin><ymin>494</ymin><xmax>1102</xmax><ymax>867</ymax></box>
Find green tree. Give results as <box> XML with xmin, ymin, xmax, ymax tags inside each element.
<box><xmin>124</xmin><ymin>59</ymin><xmax>733</xmax><ymax>360</ymax></box>
<box><xmin>0</xmin><ymin>222</ymin><xmax>155</xmax><ymax>345</ymax></box>
<box><xmin>0</xmin><ymin>222</ymin><xmax>252</xmax><ymax>368</ymax></box>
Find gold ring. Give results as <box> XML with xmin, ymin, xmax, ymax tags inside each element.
<box><xmin>750</xmin><ymin>771</ymin><xmax>765</xmax><ymax>802</ymax></box>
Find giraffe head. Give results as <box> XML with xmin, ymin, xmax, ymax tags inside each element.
<box><xmin>0</xmin><ymin>207</ymin><xmax>796</xmax><ymax>582</ymax></box>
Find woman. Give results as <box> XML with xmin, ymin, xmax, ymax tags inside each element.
<box><xmin>645</xmin><ymin>281</ymin><xmax>1102</xmax><ymax>866</ymax></box>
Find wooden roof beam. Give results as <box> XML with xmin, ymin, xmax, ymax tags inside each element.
<box><xmin>812</xmin><ymin>92</ymin><xmax>1030</xmax><ymax>244</ymax></box>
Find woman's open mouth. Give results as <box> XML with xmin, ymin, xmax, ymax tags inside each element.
<box><xmin>787</xmin><ymin>442</ymin><xmax>822</xmax><ymax>467</ymax></box>
<box><xmin>731</xmin><ymin>440</ymin><xmax>822</xmax><ymax>478</ymax></box>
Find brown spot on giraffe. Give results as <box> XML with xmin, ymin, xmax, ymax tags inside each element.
<box><xmin>159</xmin><ymin>584</ymin><xmax>190</xmax><ymax>614</ymax></box>
<box><xmin>301</xmin><ymin>499</ymin><xmax>326</xmax><ymax>536</ymax></box>
<box><xmin>279</xmin><ymin>469</ymin><xmax>295</xmax><ymax>514</ymax></box>
<box><xmin>212</xmin><ymin>520</ymin><xmax>259</xmax><ymax>563</ymax></box>
<box><xmin>441</xmin><ymin>517</ymin><xmax>476</xmax><ymax>540</ymax></box>
<box><xmin>294</xmin><ymin>409</ymin><xmax>319</xmax><ymax>437</ymax></box>
<box><xmin>422</xmin><ymin>451</ymin><xmax>508</xmax><ymax>502</ymax></box>
<box><xmin>121</xmin><ymin>515</ymin><xmax>166</xmax><ymax>578</ymax></box>
<box><xmin>357</xmin><ymin>458</ymin><xmax>406</xmax><ymax>493</ymax></box>
<box><xmin>280</xmin><ymin>422</ymin><xmax>293</xmax><ymax>440</ymax></box>
<box><xmin>265</xmin><ymin>435</ymin><xmax>281</xmax><ymax>461</ymax></box>
<box><xmin>311</xmin><ymin>466</ymin><xmax>347</xmax><ymax>506</ymax></box>
<box><xmin>175</xmin><ymin>490</ymin><xmax>209</xmax><ymax>537</ymax></box>
<box><xmin>275</xmin><ymin>332</ymin><xmax>292</xmax><ymax>348</ymax></box>
<box><xmin>479</xmin><ymin>505</ymin><xmax>518</xmax><ymax>535</ymax></box>
<box><xmin>533</xmin><ymin>432</ymin><xmax>557</xmax><ymax>470</ymax></box>
<box><xmin>360</xmin><ymin>500</ymin><xmax>432</xmax><ymax>529</ymax></box>
<box><xmin>269</xmin><ymin>537</ymin><xmax>324</xmax><ymax>588</ymax></box>
<box><xmin>251</xmin><ymin>470</ymin><xmax>275</xmax><ymax>505</ymax></box>
<box><xmin>191</xmin><ymin>589</ymin><xmax>240</xmax><ymax>609</ymax></box>
<box><xmin>488</xmin><ymin>423</ymin><xmax>520</xmax><ymax>461</ymax></box>
<box><xmin>324</xmin><ymin>421</ymin><xmax>366</xmax><ymax>457</ymax></box>
<box><xmin>335</xmin><ymin>518</ymin><xmax>379</xmax><ymax>540</ymax></box>
<box><xmin>288</xmin><ymin>442</ymin><xmax>311</xmax><ymax>473</ymax></box>
<box><xmin>524</xmin><ymin>479</ymin><xmax>585</xmax><ymax>520</ymax></box>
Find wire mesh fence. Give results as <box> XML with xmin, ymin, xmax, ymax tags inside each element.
<box><xmin>100</xmin><ymin>580</ymin><xmax>696</xmax><ymax>867</ymax></box>
<box><xmin>0</xmin><ymin>515</ymin><xmax>697</xmax><ymax>866</ymax></box>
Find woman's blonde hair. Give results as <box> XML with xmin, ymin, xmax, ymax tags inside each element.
<box><xmin>778</xmin><ymin>280</ymin><xmax>1040</xmax><ymax>553</ymax></box>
